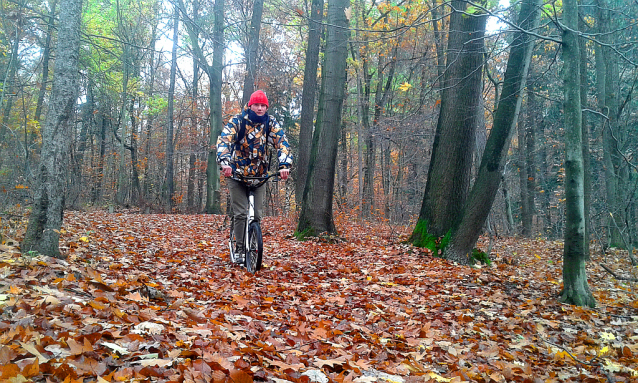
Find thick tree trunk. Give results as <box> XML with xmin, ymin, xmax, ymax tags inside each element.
<box><xmin>241</xmin><ymin>0</ymin><xmax>265</xmax><ymax>104</ymax></box>
<box><xmin>22</xmin><ymin>0</ymin><xmax>82</xmax><ymax>258</ymax></box>
<box><xmin>411</xmin><ymin>0</ymin><xmax>487</xmax><ymax>243</ymax></box>
<box><xmin>297</xmin><ymin>0</ymin><xmax>350</xmax><ymax>235</ymax></box>
<box><xmin>296</xmin><ymin>0</ymin><xmax>324</xmax><ymax>207</ymax></box>
<box><xmin>444</xmin><ymin>0</ymin><xmax>540</xmax><ymax>263</ymax></box>
<box><xmin>559</xmin><ymin>0</ymin><xmax>595</xmax><ymax>307</ymax></box>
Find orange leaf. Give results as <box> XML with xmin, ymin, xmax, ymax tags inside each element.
<box><xmin>313</xmin><ymin>357</ymin><xmax>346</xmax><ymax>368</ymax></box>
<box><xmin>124</xmin><ymin>291</ymin><xmax>144</xmax><ymax>302</ymax></box>
<box><xmin>9</xmin><ymin>285</ymin><xmax>22</xmax><ymax>294</ymax></box>
<box><xmin>270</xmin><ymin>360</ymin><xmax>304</xmax><ymax>371</ymax></box>
<box><xmin>89</xmin><ymin>300</ymin><xmax>108</xmax><ymax>310</ymax></box>
<box><xmin>22</xmin><ymin>359</ymin><xmax>39</xmax><ymax>377</ymax></box>
<box><xmin>67</xmin><ymin>337</ymin><xmax>93</xmax><ymax>355</ymax></box>
<box><xmin>229</xmin><ymin>369</ymin><xmax>253</xmax><ymax>383</ymax></box>
<box><xmin>113</xmin><ymin>367</ymin><xmax>133</xmax><ymax>381</ymax></box>
<box><xmin>0</xmin><ymin>345</ymin><xmax>18</xmax><ymax>365</ymax></box>
<box><xmin>0</xmin><ymin>363</ymin><xmax>20</xmax><ymax>379</ymax></box>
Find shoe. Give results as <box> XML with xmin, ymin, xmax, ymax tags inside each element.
<box><xmin>233</xmin><ymin>246</ymin><xmax>245</xmax><ymax>264</ymax></box>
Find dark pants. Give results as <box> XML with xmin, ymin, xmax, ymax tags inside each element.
<box><xmin>228</xmin><ymin>178</ymin><xmax>266</xmax><ymax>249</ymax></box>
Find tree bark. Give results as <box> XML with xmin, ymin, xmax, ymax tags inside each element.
<box><xmin>519</xmin><ymin>89</ymin><xmax>536</xmax><ymax>237</ymax></box>
<box><xmin>559</xmin><ymin>0</ymin><xmax>595</xmax><ymax>307</ymax></box>
<box><xmin>411</xmin><ymin>0</ymin><xmax>487</xmax><ymax>243</ymax></box>
<box><xmin>297</xmin><ymin>0</ymin><xmax>350</xmax><ymax>235</ymax></box>
<box><xmin>176</xmin><ymin>0</ymin><xmax>225</xmax><ymax>214</ymax></box>
<box><xmin>187</xmin><ymin>0</ymin><xmax>200</xmax><ymax>212</ymax></box>
<box><xmin>143</xmin><ymin>22</ymin><xmax>158</xmax><ymax>204</ymax></box>
<box><xmin>0</xmin><ymin>21</ymin><xmax>21</xmax><ymax>150</ymax></box>
<box><xmin>595</xmin><ymin>0</ymin><xmax>623</xmax><ymax>248</ymax></box>
<box><xmin>444</xmin><ymin>0</ymin><xmax>540</xmax><ymax>263</ymax></box>
<box><xmin>35</xmin><ymin>0</ymin><xmax>57</xmax><ymax>123</ymax></box>
<box><xmin>22</xmin><ymin>0</ymin><xmax>83</xmax><ymax>257</ymax></box>
<box><xmin>296</xmin><ymin>0</ymin><xmax>324</xmax><ymax>207</ymax></box>
<box><xmin>164</xmin><ymin>4</ymin><xmax>179</xmax><ymax>211</ymax></box>
<box><xmin>241</xmin><ymin>0</ymin><xmax>265</xmax><ymax>104</ymax></box>
<box><xmin>579</xmin><ymin>14</ymin><xmax>591</xmax><ymax>258</ymax></box>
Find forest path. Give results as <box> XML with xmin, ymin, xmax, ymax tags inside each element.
<box><xmin>0</xmin><ymin>210</ymin><xmax>636</xmax><ymax>382</ymax></box>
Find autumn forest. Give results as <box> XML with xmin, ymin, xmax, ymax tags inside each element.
<box><xmin>1</xmin><ymin>0</ymin><xmax>637</xmax><ymax>380</ymax></box>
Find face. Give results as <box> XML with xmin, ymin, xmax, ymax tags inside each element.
<box><xmin>250</xmin><ymin>103</ymin><xmax>268</xmax><ymax>116</ymax></box>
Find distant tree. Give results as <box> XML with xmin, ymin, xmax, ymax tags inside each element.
<box><xmin>22</xmin><ymin>0</ymin><xmax>83</xmax><ymax>257</ymax></box>
<box><xmin>164</xmin><ymin>4</ymin><xmax>179</xmax><ymax>211</ymax></box>
<box><xmin>178</xmin><ymin>0</ymin><xmax>225</xmax><ymax>214</ymax></box>
<box><xmin>297</xmin><ymin>0</ymin><xmax>350</xmax><ymax>235</ymax></box>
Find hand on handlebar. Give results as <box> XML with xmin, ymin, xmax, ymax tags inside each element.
<box><xmin>221</xmin><ymin>165</ymin><xmax>232</xmax><ymax>177</ymax></box>
<box><xmin>279</xmin><ymin>169</ymin><xmax>289</xmax><ymax>180</ymax></box>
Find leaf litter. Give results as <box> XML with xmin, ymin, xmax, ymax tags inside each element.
<box><xmin>0</xmin><ymin>211</ymin><xmax>636</xmax><ymax>382</ymax></box>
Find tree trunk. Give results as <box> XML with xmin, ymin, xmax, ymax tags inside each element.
<box><xmin>338</xmin><ymin>119</ymin><xmax>348</xmax><ymax>207</ymax></box>
<box><xmin>444</xmin><ymin>0</ymin><xmax>540</xmax><ymax>263</ymax></box>
<box><xmin>525</xmin><ymin>90</ymin><xmax>537</xmax><ymax>235</ymax></box>
<box><xmin>143</xmin><ymin>20</ymin><xmax>158</xmax><ymax>204</ymax></box>
<box><xmin>128</xmin><ymin>93</ymin><xmax>142</xmax><ymax>205</ymax></box>
<box><xmin>115</xmin><ymin>42</ymin><xmax>131</xmax><ymax>206</ymax></box>
<box><xmin>579</xmin><ymin>14</ymin><xmax>591</xmax><ymax>258</ymax></box>
<box><xmin>411</xmin><ymin>0</ymin><xmax>487</xmax><ymax>244</ymax></box>
<box><xmin>0</xmin><ymin>23</ymin><xmax>21</xmax><ymax>150</ymax></box>
<box><xmin>206</xmin><ymin>0</ymin><xmax>225</xmax><ymax>214</ymax></box>
<box><xmin>595</xmin><ymin>0</ymin><xmax>623</xmax><ymax>248</ymax></box>
<box><xmin>22</xmin><ymin>0</ymin><xmax>82</xmax><ymax>257</ymax></box>
<box><xmin>502</xmin><ymin>177</ymin><xmax>515</xmax><ymax>233</ymax></box>
<box><xmin>559</xmin><ymin>0</ymin><xmax>595</xmax><ymax>307</ymax></box>
<box><xmin>92</xmin><ymin>114</ymin><xmax>107</xmax><ymax>204</ymax></box>
<box><xmin>295</xmin><ymin>0</ymin><xmax>324</xmax><ymax>207</ymax></box>
<box><xmin>519</xmin><ymin>89</ymin><xmax>536</xmax><ymax>237</ymax></box>
<box><xmin>241</xmin><ymin>0</ymin><xmax>265</xmax><ymax>104</ymax></box>
<box><xmin>187</xmin><ymin>0</ymin><xmax>200</xmax><ymax>212</ymax></box>
<box><xmin>35</xmin><ymin>0</ymin><xmax>57</xmax><ymax>123</ymax></box>
<box><xmin>178</xmin><ymin>0</ymin><xmax>225</xmax><ymax>214</ymax></box>
<box><xmin>297</xmin><ymin>0</ymin><xmax>350</xmax><ymax>235</ymax></box>
<box><xmin>165</xmin><ymin>4</ymin><xmax>179</xmax><ymax>211</ymax></box>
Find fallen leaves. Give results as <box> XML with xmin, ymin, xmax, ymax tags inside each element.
<box><xmin>0</xmin><ymin>211</ymin><xmax>636</xmax><ymax>382</ymax></box>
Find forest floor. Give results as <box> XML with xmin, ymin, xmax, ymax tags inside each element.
<box><xmin>0</xmin><ymin>210</ymin><xmax>637</xmax><ymax>383</ymax></box>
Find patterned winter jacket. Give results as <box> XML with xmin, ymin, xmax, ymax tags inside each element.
<box><xmin>216</xmin><ymin>109</ymin><xmax>292</xmax><ymax>179</ymax></box>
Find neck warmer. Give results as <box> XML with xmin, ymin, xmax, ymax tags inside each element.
<box><xmin>247</xmin><ymin>109</ymin><xmax>269</xmax><ymax>125</ymax></box>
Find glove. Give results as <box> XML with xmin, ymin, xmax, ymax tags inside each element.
<box><xmin>221</xmin><ymin>165</ymin><xmax>232</xmax><ymax>177</ymax></box>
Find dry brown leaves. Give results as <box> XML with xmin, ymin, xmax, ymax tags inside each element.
<box><xmin>0</xmin><ymin>211</ymin><xmax>637</xmax><ymax>383</ymax></box>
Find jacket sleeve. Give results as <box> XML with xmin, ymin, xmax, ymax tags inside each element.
<box><xmin>268</xmin><ymin>118</ymin><xmax>293</xmax><ymax>169</ymax></box>
<box><xmin>216</xmin><ymin>115</ymin><xmax>241</xmax><ymax>166</ymax></box>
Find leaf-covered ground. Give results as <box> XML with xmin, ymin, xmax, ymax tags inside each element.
<box><xmin>1</xmin><ymin>211</ymin><xmax>637</xmax><ymax>383</ymax></box>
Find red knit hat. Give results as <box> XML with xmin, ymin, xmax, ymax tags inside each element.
<box><xmin>248</xmin><ymin>90</ymin><xmax>269</xmax><ymax>107</ymax></box>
